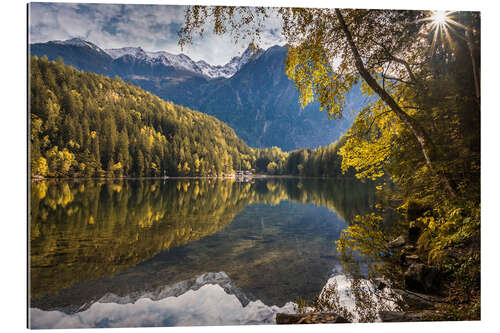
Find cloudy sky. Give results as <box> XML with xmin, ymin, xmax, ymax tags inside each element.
<box><xmin>28</xmin><ymin>2</ymin><xmax>285</xmax><ymax>65</ymax></box>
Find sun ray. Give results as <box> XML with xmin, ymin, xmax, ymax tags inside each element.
<box><xmin>430</xmin><ymin>23</ymin><xmax>440</xmax><ymax>55</ymax></box>
<box><xmin>447</xmin><ymin>18</ymin><xmax>470</xmax><ymax>31</ymax></box>
<box><xmin>421</xmin><ymin>10</ymin><xmax>463</xmax><ymax>55</ymax></box>
<box><xmin>443</xmin><ymin>26</ymin><xmax>455</xmax><ymax>49</ymax></box>
<box><xmin>445</xmin><ymin>23</ymin><xmax>467</xmax><ymax>43</ymax></box>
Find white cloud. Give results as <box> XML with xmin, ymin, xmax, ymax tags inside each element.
<box><xmin>29</xmin><ymin>3</ymin><xmax>286</xmax><ymax>65</ymax></box>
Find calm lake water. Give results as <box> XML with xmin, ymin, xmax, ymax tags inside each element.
<box><xmin>29</xmin><ymin>177</ymin><xmax>401</xmax><ymax>328</ymax></box>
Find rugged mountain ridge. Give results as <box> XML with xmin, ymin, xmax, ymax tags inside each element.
<box><xmin>30</xmin><ymin>38</ymin><xmax>366</xmax><ymax>150</ymax></box>
<box><xmin>31</xmin><ymin>37</ymin><xmax>258</xmax><ymax>80</ymax></box>
<box><xmin>105</xmin><ymin>44</ymin><xmax>260</xmax><ymax>79</ymax></box>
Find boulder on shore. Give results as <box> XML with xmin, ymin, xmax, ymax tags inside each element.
<box><xmin>404</xmin><ymin>263</ymin><xmax>438</xmax><ymax>293</ymax></box>
<box><xmin>392</xmin><ymin>288</ymin><xmax>444</xmax><ymax>310</ymax></box>
<box><xmin>388</xmin><ymin>235</ymin><xmax>407</xmax><ymax>249</ymax></box>
<box><xmin>379</xmin><ymin>310</ymin><xmax>445</xmax><ymax>322</ymax></box>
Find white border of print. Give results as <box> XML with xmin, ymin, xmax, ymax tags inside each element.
<box><xmin>2</xmin><ymin>0</ymin><xmax>498</xmax><ymax>332</ymax></box>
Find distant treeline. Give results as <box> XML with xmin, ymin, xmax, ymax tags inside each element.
<box><xmin>30</xmin><ymin>56</ymin><xmax>352</xmax><ymax>178</ymax></box>
<box><xmin>254</xmin><ymin>137</ymin><xmax>354</xmax><ymax>177</ymax></box>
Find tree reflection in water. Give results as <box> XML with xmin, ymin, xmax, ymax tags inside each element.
<box><xmin>30</xmin><ymin>178</ymin><xmax>376</xmax><ymax>299</ymax></box>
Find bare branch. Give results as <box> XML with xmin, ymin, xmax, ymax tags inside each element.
<box><xmin>381</xmin><ymin>73</ymin><xmax>413</xmax><ymax>85</ymax></box>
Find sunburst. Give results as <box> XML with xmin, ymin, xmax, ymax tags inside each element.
<box><xmin>419</xmin><ymin>10</ymin><xmax>469</xmax><ymax>54</ymax></box>
<box><xmin>430</xmin><ymin>11</ymin><xmax>448</xmax><ymax>26</ymax></box>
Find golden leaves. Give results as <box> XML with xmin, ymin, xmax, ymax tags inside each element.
<box><xmin>285</xmin><ymin>42</ymin><xmax>348</xmax><ymax>119</ymax></box>
<box><xmin>336</xmin><ymin>213</ymin><xmax>388</xmax><ymax>261</ymax></box>
<box><xmin>339</xmin><ymin>101</ymin><xmax>397</xmax><ymax>180</ymax></box>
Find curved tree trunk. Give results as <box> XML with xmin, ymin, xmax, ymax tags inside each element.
<box><xmin>335</xmin><ymin>9</ymin><xmax>456</xmax><ymax>197</ymax></box>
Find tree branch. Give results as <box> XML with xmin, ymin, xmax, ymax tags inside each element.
<box><xmin>374</xmin><ymin>40</ymin><xmax>419</xmax><ymax>84</ymax></box>
<box><xmin>381</xmin><ymin>73</ymin><xmax>413</xmax><ymax>85</ymax></box>
<box><xmin>364</xmin><ymin>110</ymin><xmax>392</xmax><ymax>136</ymax></box>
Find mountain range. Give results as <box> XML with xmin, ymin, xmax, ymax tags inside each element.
<box><xmin>30</xmin><ymin>38</ymin><xmax>366</xmax><ymax>151</ymax></box>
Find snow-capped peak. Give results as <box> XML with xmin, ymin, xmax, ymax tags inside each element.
<box><xmin>230</xmin><ymin>46</ymin><xmax>262</xmax><ymax>68</ymax></box>
<box><xmin>53</xmin><ymin>38</ymin><xmax>106</xmax><ymax>54</ymax></box>
<box><xmin>146</xmin><ymin>51</ymin><xmax>201</xmax><ymax>73</ymax></box>
<box><xmin>195</xmin><ymin>45</ymin><xmax>263</xmax><ymax>79</ymax></box>
<box><xmin>105</xmin><ymin>46</ymin><xmax>149</xmax><ymax>60</ymax></box>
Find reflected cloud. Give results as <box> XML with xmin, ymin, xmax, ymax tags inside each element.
<box><xmin>30</xmin><ymin>272</ymin><xmax>295</xmax><ymax>329</ymax></box>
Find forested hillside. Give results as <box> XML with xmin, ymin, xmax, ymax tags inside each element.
<box><xmin>30</xmin><ymin>56</ymin><xmax>256</xmax><ymax>178</ymax></box>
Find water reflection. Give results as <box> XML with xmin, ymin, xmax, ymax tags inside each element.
<box><xmin>31</xmin><ymin>179</ymin><xmax>254</xmax><ymax>298</ymax></box>
<box><xmin>30</xmin><ymin>178</ymin><xmax>378</xmax><ymax>327</ymax></box>
<box><xmin>30</xmin><ymin>272</ymin><xmax>296</xmax><ymax>329</ymax></box>
<box><xmin>308</xmin><ymin>273</ymin><xmax>403</xmax><ymax>323</ymax></box>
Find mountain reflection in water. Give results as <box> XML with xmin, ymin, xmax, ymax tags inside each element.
<box><xmin>30</xmin><ymin>178</ymin><xmax>382</xmax><ymax>327</ymax></box>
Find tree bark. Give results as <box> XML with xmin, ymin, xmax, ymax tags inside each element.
<box><xmin>466</xmin><ymin>29</ymin><xmax>480</xmax><ymax>103</ymax></box>
<box><xmin>335</xmin><ymin>9</ymin><xmax>456</xmax><ymax>197</ymax></box>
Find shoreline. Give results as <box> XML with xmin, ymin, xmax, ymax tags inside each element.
<box><xmin>30</xmin><ymin>175</ymin><xmax>364</xmax><ymax>182</ymax></box>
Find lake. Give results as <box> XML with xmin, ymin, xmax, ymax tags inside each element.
<box><xmin>29</xmin><ymin>177</ymin><xmax>401</xmax><ymax>328</ymax></box>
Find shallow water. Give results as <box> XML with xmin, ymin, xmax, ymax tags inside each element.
<box><xmin>29</xmin><ymin>177</ymin><xmax>398</xmax><ymax>328</ymax></box>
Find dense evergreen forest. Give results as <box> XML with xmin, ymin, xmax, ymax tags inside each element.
<box><xmin>30</xmin><ymin>56</ymin><xmax>352</xmax><ymax>179</ymax></box>
<box><xmin>30</xmin><ymin>56</ymin><xmax>257</xmax><ymax>178</ymax></box>
<box><xmin>253</xmin><ymin>137</ymin><xmax>354</xmax><ymax>178</ymax></box>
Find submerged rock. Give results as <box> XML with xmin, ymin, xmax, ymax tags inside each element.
<box><xmin>276</xmin><ymin>312</ymin><xmax>350</xmax><ymax>324</ymax></box>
